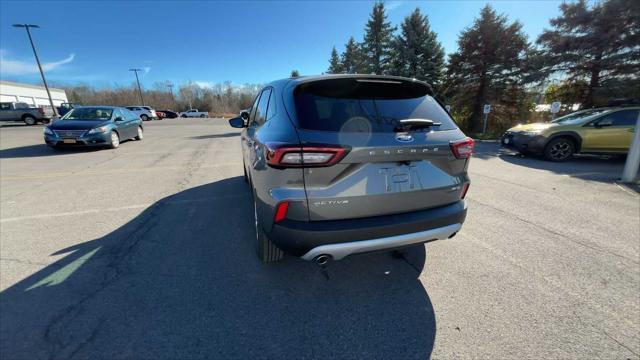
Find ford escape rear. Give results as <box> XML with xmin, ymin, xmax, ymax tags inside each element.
<box><xmin>228</xmin><ymin>75</ymin><xmax>473</xmax><ymax>263</ymax></box>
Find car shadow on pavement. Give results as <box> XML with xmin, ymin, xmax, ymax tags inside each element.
<box><xmin>0</xmin><ymin>144</ymin><xmax>102</xmax><ymax>158</ymax></box>
<box><xmin>190</xmin><ymin>132</ymin><xmax>240</xmax><ymax>140</ymax></box>
<box><xmin>0</xmin><ymin>176</ymin><xmax>436</xmax><ymax>359</ymax></box>
<box><xmin>0</xmin><ymin>123</ymin><xmax>39</xmax><ymax>128</ymax></box>
<box><xmin>474</xmin><ymin>142</ymin><xmax>633</xmax><ymax>184</ymax></box>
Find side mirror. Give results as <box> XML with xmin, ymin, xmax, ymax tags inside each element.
<box><xmin>114</xmin><ymin>117</ymin><xmax>124</xmax><ymax>122</ymax></box>
<box><xmin>595</xmin><ymin>118</ymin><xmax>613</xmax><ymax>128</ymax></box>
<box><xmin>240</xmin><ymin>110</ymin><xmax>250</xmax><ymax>121</ymax></box>
<box><xmin>229</xmin><ymin>116</ymin><xmax>246</xmax><ymax>128</ymax></box>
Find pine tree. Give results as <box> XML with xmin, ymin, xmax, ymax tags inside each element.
<box><xmin>290</xmin><ymin>70</ymin><xmax>300</xmax><ymax>78</ymax></box>
<box><xmin>390</xmin><ymin>8</ymin><xmax>444</xmax><ymax>84</ymax></box>
<box><xmin>362</xmin><ymin>2</ymin><xmax>396</xmax><ymax>74</ymax></box>
<box><xmin>446</xmin><ymin>5</ymin><xmax>531</xmax><ymax>133</ymax></box>
<box><xmin>341</xmin><ymin>37</ymin><xmax>367</xmax><ymax>74</ymax></box>
<box><xmin>537</xmin><ymin>0</ymin><xmax>640</xmax><ymax>108</ymax></box>
<box><xmin>328</xmin><ymin>46</ymin><xmax>343</xmax><ymax>74</ymax></box>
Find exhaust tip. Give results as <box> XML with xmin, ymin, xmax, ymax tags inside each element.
<box><xmin>314</xmin><ymin>254</ymin><xmax>331</xmax><ymax>266</ymax></box>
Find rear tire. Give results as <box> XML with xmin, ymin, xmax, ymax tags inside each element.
<box><xmin>23</xmin><ymin>115</ymin><xmax>36</xmax><ymax>126</ymax></box>
<box><xmin>200</xmin><ymin>114</ymin><xmax>206</xmax><ymax>118</ymax></box>
<box><xmin>544</xmin><ymin>137</ymin><xmax>575</xmax><ymax>162</ymax></box>
<box><xmin>140</xmin><ymin>114</ymin><xmax>149</xmax><ymax>121</ymax></box>
<box><xmin>253</xmin><ymin>194</ymin><xmax>284</xmax><ymax>263</ymax></box>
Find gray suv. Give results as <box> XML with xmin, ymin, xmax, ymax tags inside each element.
<box><xmin>229</xmin><ymin>75</ymin><xmax>473</xmax><ymax>264</ymax></box>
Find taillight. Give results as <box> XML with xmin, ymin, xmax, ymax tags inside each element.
<box><xmin>274</xmin><ymin>201</ymin><xmax>289</xmax><ymax>223</ymax></box>
<box><xmin>265</xmin><ymin>144</ymin><xmax>347</xmax><ymax>167</ymax></box>
<box><xmin>450</xmin><ymin>137</ymin><xmax>475</xmax><ymax>159</ymax></box>
<box><xmin>461</xmin><ymin>182</ymin><xmax>470</xmax><ymax>199</ymax></box>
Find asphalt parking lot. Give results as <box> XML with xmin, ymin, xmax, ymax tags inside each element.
<box><xmin>1</xmin><ymin>118</ymin><xmax>638</xmax><ymax>359</ymax></box>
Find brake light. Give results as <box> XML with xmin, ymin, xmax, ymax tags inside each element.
<box><xmin>265</xmin><ymin>144</ymin><xmax>347</xmax><ymax>167</ymax></box>
<box><xmin>274</xmin><ymin>201</ymin><xmax>289</xmax><ymax>223</ymax></box>
<box><xmin>461</xmin><ymin>182</ymin><xmax>470</xmax><ymax>199</ymax></box>
<box><xmin>450</xmin><ymin>137</ymin><xmax>475</xmax><ymax>159</ymax></box>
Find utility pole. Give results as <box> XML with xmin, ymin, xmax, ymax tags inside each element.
<box><xmin>129</xmin><ymin>68</ymin><xmax>145</xmax><ymax>105</ymax></box>
<box><xmin>167</xmin><ymin>83</ymin><xmax>174</xmax><ymax>99</ymax></box>
<box><xmin>13</xmin><ymin>24</ymin><xmax>58</xmax><ymax>119</ymax></box>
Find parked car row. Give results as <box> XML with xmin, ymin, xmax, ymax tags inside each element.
<box><xmin>1</xmin><ymin>101</ymin><xmax>210</xmax><ymax>125</ymax></box>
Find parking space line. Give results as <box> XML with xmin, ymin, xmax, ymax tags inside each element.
<box><xmin>0</xmin><ymin>193</ymin><xmax>249</xmax><ymax>223</ymax></box>
<box><xmin>0</xmin><ymin>163</ymin><xmax>239</xmax><ymax>181</ymax></box>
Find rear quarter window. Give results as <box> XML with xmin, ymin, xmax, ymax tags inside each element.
<box><xmin>294</xmin><ymin>79</ymin><xmax>458</xmax><ymax>133</ymax></box>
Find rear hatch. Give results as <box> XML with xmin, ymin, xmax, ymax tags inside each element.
<box><xmin>291</xmin><ymin>77</ymin><xmax>471</xmax><ymax>221</ymax></box>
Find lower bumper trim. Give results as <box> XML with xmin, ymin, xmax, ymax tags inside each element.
<box><xmin>301</xmin><ymin>223</ymin><xmax>462</xmax><ymax>261</ymax></box>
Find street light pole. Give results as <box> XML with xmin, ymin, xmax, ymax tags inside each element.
<box><xmin>13</xmin><ymin>24</ymin><xmax>58</xmax><ymax>119</ymax></box>
<box><xmin>129</xmin><ymin>68</ymin><xmax>145</xmax><ymax>105</ymax></box>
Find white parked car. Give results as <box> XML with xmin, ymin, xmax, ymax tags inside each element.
<box><xmin>179</xmin><ymin>109</ymin><xmax>209</xmax><ymax>118</ymax></box>
<box><xmin>125</xmin><ymin>106</ymin><xmax>158</xmax><ymax>121</ymax></box>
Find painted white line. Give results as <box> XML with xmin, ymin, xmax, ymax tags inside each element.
<box><xmin>0</xmin><ymin>163</ymin><xmax>239</xmax><ymax>181</ymax></box>
<box><xmin>0</xmin><ymin>193</ymin><xmax>249</xmax><ymax>223</ymax></box>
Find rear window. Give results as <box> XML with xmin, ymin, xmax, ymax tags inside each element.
<box><xmin>294</xmin><ymin>78</ymin><xmax>457</xmax><ymax>132</ymax></box>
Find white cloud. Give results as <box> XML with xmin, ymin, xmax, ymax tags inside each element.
<box><xmin>386</xmin><ymin>1</ymin><xmax>405</xmax><ymax>11</ymax></box>
<box><xmin>142</xmin><ymin>66</ymin><xmax>151</xmax><ymax>75</ymax></box>
<box><xmin>194</xmin><ymin>81</ymin><xmax>215</xmax><ymax>88</ymax></box>
<box><xmin>0</xmin><ymin>49</ymin><xmax>75</xmax><ymax>75</ymax></box>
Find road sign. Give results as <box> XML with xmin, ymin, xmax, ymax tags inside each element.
<box><xmin>483</xmin><ymin>104</ymin><xmax>491</xmax><ymax>114</ymax></box>
<box><xmin>550</xmin><ymin>102</ymin><xmax>561</xmax><ymax>114</ymax></box>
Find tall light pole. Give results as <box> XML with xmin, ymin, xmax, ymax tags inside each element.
<box><xmin>167</xmin><ymin>83</ymin><xmax>175</xmax><ymax>109</ymax></box>
<box><xmin>13</xmin><ymin>24</ymin><xmax>58</xmax><ymax>118</ymax></box>
<box><xmin>129</xmin><ymin>68</ymin><xmax>145</xmax><ymax>105</ymax></box>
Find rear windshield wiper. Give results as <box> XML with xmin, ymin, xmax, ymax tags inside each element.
<box><xmin>394</xmin><ymin>119</ymin><xmax>442</xmax><ymax>132</ymax></box>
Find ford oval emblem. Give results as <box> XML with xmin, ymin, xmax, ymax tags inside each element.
<box><xmin>395</xmin><ymin>133</ymin><xmax>414</xmax><ymax>143</ymax></box>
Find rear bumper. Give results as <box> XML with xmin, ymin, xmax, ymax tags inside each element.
<box><xmin>501</xmin><ymin>132</ymin><xmax>546</xmax><ymax>153</ymax></box>
<box><xmin>269</xmin><ymin>200</ymin><xmax>467</xmax><ymax>258</ymax></box>
<box><xmin>301</xmin><ymin>223</ymin><xmax>461</xmax><ymax>260</ymax></box>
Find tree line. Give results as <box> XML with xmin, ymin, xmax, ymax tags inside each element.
<box><xmin>60</xmin><ymin>81</ymin><xmax>259</xmax><ymax>116</ymax></box>
<box><xmin>327</xmin><ymin>0</ymin><xmax>639</xmax><ymax>134</ymax></box>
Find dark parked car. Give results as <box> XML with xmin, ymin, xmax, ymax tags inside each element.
<box><xmin>228</xmin><ymin>75</ymin><xmax>473</xmax><ymax>264</ymax></box>
<box><xmin>44</xmin><ymin>106</ymin><xmax>143</xmax><ymax>149</ymax></box>
<box><xmin>56</xmin><ymin>102</ymin><xmax>80</xmax><ymax>116</ymax></box>
<box><xmin>158</xmin><ymin>110</ymin><xmax>179</xmax><ymax>118</ymax></box>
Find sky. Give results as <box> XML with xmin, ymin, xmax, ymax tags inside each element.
<box><xmin>0</xmin><ymin>0</ymin><xmax>563</xmax><ymax>89</ymax></box>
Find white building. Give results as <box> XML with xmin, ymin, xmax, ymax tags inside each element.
<box><xmin>0</xmin><ymin>80</ymin><xmax>68</xmax><ymax>109</ymax></box>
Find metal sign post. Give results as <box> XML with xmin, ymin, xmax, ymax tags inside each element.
<box><xmin>550</xmin><ymin>102</ymin><xmax>561</xmax><ymax>120</ymax></box>
<box><xmin>621</xmin><ymin>112</ymin><xmax>640</xmax><ymax>183</ymax></box>
<box><xmin>482</xmin><ymin>104</ymin><xmax>491</xmax><ymax>134</ymax></box>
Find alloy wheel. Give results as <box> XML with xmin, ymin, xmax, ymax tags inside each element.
<box><xmin>549</xmin><ymin>141</ymin><xmax>571</xmax><ymax>160</ymax></box>
<box><xmin>111</xmin><ymin>132</ymin><xmax>120</xmax><ymax>148</ymax></box>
